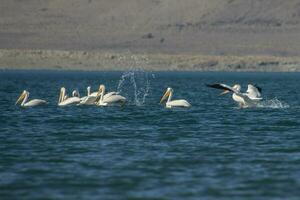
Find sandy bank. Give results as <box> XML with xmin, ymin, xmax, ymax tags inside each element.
<box><xmin>0</xmin><ymin>49</ymin><xmax>299</xmax><ymax>72</ymax></box>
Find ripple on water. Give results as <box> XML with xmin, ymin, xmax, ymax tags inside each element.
<box><xmin>1</xmin><ymin>71</ymin><xmax>300</xmax><ymax>199</ymax></box>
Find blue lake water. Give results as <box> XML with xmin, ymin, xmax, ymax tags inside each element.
<box><xmin>1</xmin><ymin>70</ymin><xmax>300</xmax><ymax>199</ymax></box>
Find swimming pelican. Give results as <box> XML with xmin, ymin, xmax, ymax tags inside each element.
<box><xmin>15</xmin><ymin>90</ymin><xmax>47</xmax><ymax>107</ymax></box>
<box><xmin>78</xmin><ymin>86</ymin><xmax>98</xmax><ymax>105</ymax></box>
<box><xmin>58</xmin><ymin>87</ymin><xmax>81</xmax><ymax>106</ymax></box>
<box><xmin>206</xmin><ymin>83</ymin><xmax>262</xmax><ymax>108</ymax></box>
<box><xmin>160</xmin><ymin>87</ymin><xmax>191</xmax><ymax>108</ymax></box>
<box><xmin>96</xmin><ymin>84</ymin><xmax>126</xmax><ymax>106</ymax></box>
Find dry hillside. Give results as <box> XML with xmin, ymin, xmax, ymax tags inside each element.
<box><xmin>1</xmin><ymin>0</ymin><xmax>300</xmax><ymax>55</ymax></box>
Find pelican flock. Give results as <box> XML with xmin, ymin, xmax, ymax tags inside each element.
<box><xmin>160</xmin><ymin>87</ymin><xmax>191</xmax><ymax>108</ymax></box>
<box><xmin>15</xmin><ymin>83</ymin><xmax>266</xmax><ymax>109</ymax></box>
<box><xmin>206</xmin><ymin>83</ymin><xmax>262</xmax><ymax>108</ymax></box>
<box><xmin>15</xmin><ymin>90</ymin><xmax>47</xmax><ymax>107</ymax></box>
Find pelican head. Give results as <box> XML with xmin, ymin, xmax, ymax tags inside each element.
<box><xmin>233</xmin><ymin>84</ymin><xmax>241</xmax><ymax>91</ymax></box>
<box><xmin>160</xmin><ymin>87</ymin><xmax>173</xmax><ymax>103</ymax></box>
<box><xmin>87</xmin><ymin>86</ymin><xmax>91</xmax><ymax>96</ymax></box>
<box><xmin>16</xmin><ymin>90</ymin><xmax>28</xmax><ymax>105</ymax></box>
<box><xmin>58</xmin><ymin>87</ymin><xmax>66</xmax><ymax>103</ymax></box>
<box><xmin>72</xmin><ymin>90</ymin><xmax>80</xmax><ymax>97</ymax></box>
<box><xmin>97</xmin><ymin>84</ymin><xmax>105</xmax><ymax>96</ymax></box>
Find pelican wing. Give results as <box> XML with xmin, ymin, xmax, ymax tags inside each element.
<box><xmin>254</xmin><ymin>84</ymin><xmax>262</xmax><ymax>93</ymax></box>
<box><xmin>168</xmin><ymin>99</ymin><xmax>191</xmax><ymax>107</ymax></box>
<box><xmin>103</xmin><ymin>94</ymin><xmax>126</xmax><ymax>104</ymax></box>
<box><xmin>246</xmin><ymin>84</ymin><xmax>262</xmax><ymax>99</ymax></box>
<box><xmin>90</xmin><ymin>92</ymin><xmax>98</xmax><ymax>97</ymax></box>
<box><xmin>59</xmin><ymin>97</ymin><xmax>81</xmax><ymax>106</ymax></box>
<box><xmin>24</xmin><ymin>99</ymin><xmax>47</xmax><ymax>107</ymax></box>
<box><xmin>104</xmin><ymin>92</ymin><xmax>119</xmax><ymax>100</ymax></box>
<box><xmin>206</xmin><ymin>83</ymin><xmax>240</xmax><ymax>94</ymax></box>
<box><xmin>80</xmin><ymin>96</ymin><xmax>88</xmax><ymax>101</ymax></box>
<box><xmin>79</xmin><ymin>96</ymin><xmax>97</xmax><ymax>105</ymax></box>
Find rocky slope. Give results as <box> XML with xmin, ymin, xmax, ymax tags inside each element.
<box><xmin>1</xmin><ymin>0</ymin><xmax>300</xmax><ymax>56</ymax></box>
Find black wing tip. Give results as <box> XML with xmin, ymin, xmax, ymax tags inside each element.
<box><xmin>206</xmin><ymin>83</ymin><xmax>219</xmax><ymax>87</ymax></box>
<box><xmin>206</xmin><ymin>83</ymin><xmax>227</xmax><ymax>90</ymax></box>
<box><xmin>254</xmin><ymin>84</ymin><xmax>262</xmax><ymax>93</ymax></box>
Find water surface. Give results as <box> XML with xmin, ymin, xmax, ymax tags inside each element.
<box><xmin>1</xmin><ymin>71</ymin><xmax>300</xmax><ymax>199</ymax></box>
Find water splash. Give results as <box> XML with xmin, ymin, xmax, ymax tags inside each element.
<box><xmin>257</xmin><ymin>98</ymin><xmax>290</xmax><ymax>109</ymax></box>
<box><xmin>117</xmin><ymin>69</ymin><xmax>153</xmax><ymax>106</ymax></box>
<box><xmin>116</xmin><ymin>54</ymin><xmax>154</xmax><ymax>106</ymax></box>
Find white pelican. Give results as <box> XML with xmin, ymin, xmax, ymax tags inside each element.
<box><xmin>96</xmin><ymin>84</ymin><xmax>126</xmax><ymax>106</ymax></box>
<box><xmin>206</xmin><ymin>83</ymin><xmax>262</xmax><ymax>108</ymax></box>
<box><xmin>78</xmin><ymin>86</ymin><xmax>98</xmax><ymax>105</ymax></box>
<box><xmin>58</xmin><ymin>87</ymin><xmax>81</xmax><ymax>106</ymax></box>
<box><xmin>15</xmin><ymin>90</ymin><xmax>47</xmax><ymax>107</ymax></box>
<box><xmin>160</xmin><ymin>87</ymin><xmax>191</xmax><ymax>108</ymax></box>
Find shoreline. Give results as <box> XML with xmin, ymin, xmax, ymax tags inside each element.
<box><xmin>0</xmin><ymin>49</ymin><xmax>300</xmax><ymax>72</ymax></box>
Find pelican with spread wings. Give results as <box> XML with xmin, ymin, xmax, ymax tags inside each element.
<box><xmin>206</xmin><ymin>83</ymin><xmax>262</xmax><ymax>108</ymax></box>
